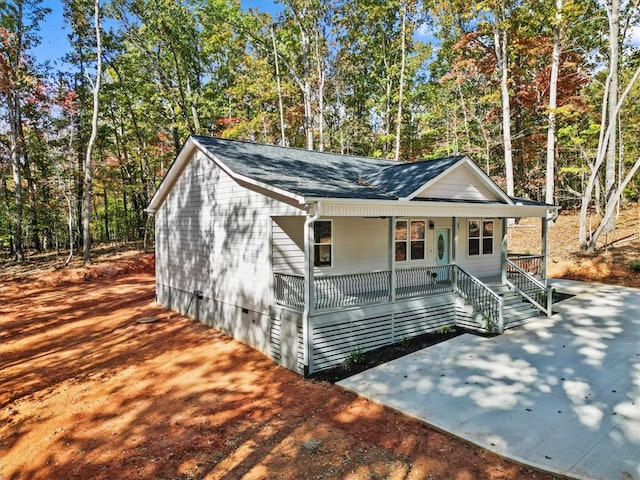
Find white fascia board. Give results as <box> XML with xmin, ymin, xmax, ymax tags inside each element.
<box><xmin>145</xmin><ymin>138</ymin><xmax>197</xmax><ymax>214</ymax></box>
<box><xmin>401</xmin><ymin>156</ymin><xmax>514</xmax><ymax>205</ymax></box>
<box><xmin>305</xmin><ymin>197</ymin><xmax>557</xmax><ymax>218</ymax></box>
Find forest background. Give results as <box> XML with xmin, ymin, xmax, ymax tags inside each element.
<box><xmin>1</xmin><ymin>0</ymin><xmax>639</xmax><ymax>264</ymax></box>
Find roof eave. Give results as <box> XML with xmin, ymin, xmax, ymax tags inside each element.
<box><xmin>146</xmin><ymin>136</ymin><xmax>307</xmax><ymax>214</ymax></box>
<box><xmin>146</xmin><ymin>138</ymin><xmax>198</xmax><ymax>215</ymax></box>
<box><xmin>192</xmin><ymin>137</ymin><xmax>306</xmax><ymax>206</ymax></box>
<box><xmin>304</xmin><ymin>196</ymin><xmax>557</xmax><ymax>218</ymax></box>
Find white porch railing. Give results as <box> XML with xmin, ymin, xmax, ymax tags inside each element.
<box><xmin>507</xmin><ymin>254</ymin><xmax>544</xmax><ymax>277</ymax></box>
<box><xmin>315</xmin><ymin>270</ymin><xmax>391</xmax><ymax>309</ymax></box>
<box><xmin>452</xmin><ymin>265</ymin><xmax>504</xmax><ymax>332</ymax></box>
<box><xmin>274</xmin><ymin>265</ymin><xmax>455</xmax><ymax>311</ymax></box>
<box><xmin>273</xmin><ymin>262</ymin><xmax>550</xmax><ymax>332</ymax></box>
<box><xmin>396</xmin><ymin>265</ymin><xmax>454</xmax><ymax>299</ymax></box>
<box><xmin>273</xmin><ymin>273</ymin><xmax>305</xmax><ymax>310</ymax></box>
<box><xmin>505</xmin><ymin>258</ymin><xmax>553</xmax><ymax>316</ymax></box>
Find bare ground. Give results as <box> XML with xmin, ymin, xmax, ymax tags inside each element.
<box><xmin>1</xmin><ymin>207</ymin><xmax>638</xmax><ymax>480</ymax></box>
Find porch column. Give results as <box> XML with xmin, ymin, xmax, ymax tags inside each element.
<box><xmin>304</xmin><ymin>217</ymin><xmax>315</xmax><ymax>316</ymax></box>
<box><xmin>501</xmin><ymin>218</ymin><xmax>508</xmax><ymax>284</ymax></box>
<box><xmin>451</xmin><ymin>217</ymin><xmax>457</xmax><ymax>263</ymax></box>
<box><xmin>302</xmin><ymin>202</ymin><xmax>320</xmax><ymax>375</ymax></box>
<box><xmin>541</xmin><ymin>216</ymin><xmax>548</xmax><ymax>283</ymax></box>
<box><xmin>389</xmin><ymin>216</ymin><xmax>396</xmax><ymax>303</ymax></box>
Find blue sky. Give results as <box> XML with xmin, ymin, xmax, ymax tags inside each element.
<box><xmin>32</xmin><ymin>0</ymin><xmax>66</xmax><ymax>65</ymax></box>
<box><xmin>32</xmin><ymin>0</ymin><xmax>282</xmax><ymax>66</ymax></box>
<box><xmin>31</xmin><ymin>1</ymin><xmax>640</xmax><ymax>70</ymax></box>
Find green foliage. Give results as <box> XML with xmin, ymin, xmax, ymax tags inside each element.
<box><xmin>629</xmin><ymin>260</ymin><xmax>640</xmax><ymax>273</ymax></box>
<box><xmin>533</xmin><ymin>291</ymin><xmax>547</xmax><ymax>306</ymax></box>
<box><xmin>2</xmin><ymin>0</ymin><xmax>640</xmax><ymax>259</ymax></box>
<box><xmin>438</xmin><ymin>325</ymin><xmax>453</xmax><ymax>334</ymax></box>
<box><xmin>483</xmin><ymin>315</ymin><xmax>492</xmax><ymax>331</ymax></box>
<box><xmin>348</xmin><ymin>347</ymin><xmax>366</xmax><ymax>365</ymax></box>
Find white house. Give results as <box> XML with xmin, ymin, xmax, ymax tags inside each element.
<box><xmin>146</xmin><ymin>136</ymin><xmax>559</xmax><ymax>375</ymax></box>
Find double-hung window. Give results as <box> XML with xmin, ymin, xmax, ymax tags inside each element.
<box><xmin>468</xmin><ymin>219</ymin><xmax>494</xmax><ymax>256</ymax></box>
<box><xmin>395</xmin><ymin>219</ymin><xmax>426</xmax><ymax>261</ymax></box>
<box><xmin>314</xmin><ymin>220</ymin><xmax>332</xmax><ymax>267</ymax></box>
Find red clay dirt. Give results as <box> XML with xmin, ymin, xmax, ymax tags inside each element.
<box><xmin>1</xmin><ymin>207</ymin><xmax>638</xmax><ymax>480</ymax></box>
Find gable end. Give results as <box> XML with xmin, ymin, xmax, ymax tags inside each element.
<box><xmin>406</xmin><ymin>158</ymin><xmax>513</xmax><ymax>204</ymax></box>
<box><xmin>415</xmin><ymin>163</ymin><xmax>497</xmax><ymax>201</ymax></box>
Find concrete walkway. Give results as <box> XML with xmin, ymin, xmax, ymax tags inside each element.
<box><xmin>338</xmin><ymin>280</ymin><xmax>640</xmax><ymax>480</ymax></box>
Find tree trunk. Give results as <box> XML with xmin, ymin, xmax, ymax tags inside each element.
<box><xmin>4</xmin><ymin>0</ymin><xmax>27</xmax><ymax>261</ymax></box>
<box><xmin>588</xmin><ymin>156</ymin><xmax>640</xmax><ymax>250</ymax></box>
<box><xmin>578</xmin><ymin>63</ymin><xmax>640</xmax><ymax>248</ymax></box>
<box><xmin>545</xmin><ymin>0</ymin><xmax>562</xmax><ymax>212</ymax></box>
<box><xmin>271</xmin><ymin>25</ymin><xmax>287</xmax><ymax>146</ymax></box>
<box><xmin>314</xmin><ymin>27</ymin><xmax>325</xmax><ymax>152</ymax></box>
<box><xmin>103</xmin><ymin>186</ymin><xmax>110</xmax><ymax>241</ymax></box>
<box><xmin>394</xmin><ymin>0</ymin><xmax>407</xmax><ymax>161</ymax></box>
<box><xmin>604</xmin><ymin>0</ymin><xmax>620</xmax><ymax>232</ymax></box>
<box><xmin>8</xmin><ymin>94</ymin><xmax>24</xmax><ymax>261</ymax></box>
<box><xmin>83</xmin><ymin>0</ymin><xmax>103</xmax><ymax>265</ymax></box>
<box><xmin>495</xmin><ymin>24</ymin><xmax>514</xmax><ymax>197</ymax></box>
<box><xmin>291</xmin><ymin>3</ymin><xmax>314</xmax><ymax>150</ymax></box>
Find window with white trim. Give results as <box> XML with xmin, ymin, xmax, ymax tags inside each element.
<box><xmin>395</xmin><ymin>219</ymin><xmax>426</xmax><ymax>261</ymax></box>
<box><xmin>468</xmin><ymin>219</ymin><xmax>493</xmax><ymax>256</ymax></box>
<box><xmin>314</xmin><ymin>220</ymin><xmax>332</xmax><ymax>267</ymax></box>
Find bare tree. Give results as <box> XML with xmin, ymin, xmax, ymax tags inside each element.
<box><xmin>579</xmin><ymin>63</ymin><xmax>640</xmax><ymax>250</ymax></box>
<box><xmin>545</xmin><ymin>0</ymin><xmax>562</xmax><ymax>214</ymax></box>
<box><xmin>394</xmin><ymin>0</ymin><xmax>408</xmax><ymax>161</ymax></box>
<box><xmin>604</xmin><ymin>0</ymin><xmax>620</xmax><ymax>231</ymax></box>
<box><xmin>82</xmin><ymin>0</ymin><xmax>102</xmax><ymax>265</ymax></box>
<box><xmin>494</xmin><ymin>5</ymin><xmax>514</xmax><ymax>197</ymax></box>
<box><xmin>270</xmin><ymin>25</ymin><xmax>287</xmax><ymax>146</ymax></box>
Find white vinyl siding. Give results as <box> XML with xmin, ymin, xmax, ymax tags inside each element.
<box><xmin>272</xmin><ymin>216</ymin><xmax>305</xmax><ymax>275</ymax></box>
<box><xmin>415</xmin><ymin>164</ymin><xmax>498</xmax><ymax>201</ymax></box>
<box><xmin>156</xmin><ymin>150</ymin><xmax>302</xmax><ymax>315</ymax></box>
<box><xmin>456</xmin><ymin>217</ymin><xmax>502</xmax><ymax>277</ymax></box>
<box><xmin>315</xmin><ymin>217</ymin><xmax>389</xmax><ymax>276</ymax></box>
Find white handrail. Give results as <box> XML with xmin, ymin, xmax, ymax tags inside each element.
<box><xmin>505</xmin><ymin>259</ymin><xmax>553</xmax><ymax>316</ymax></box>
<box><xmin>453</xmin><ymin>265</ymin><xmax>504</xmax><ymax>333</ymax></box>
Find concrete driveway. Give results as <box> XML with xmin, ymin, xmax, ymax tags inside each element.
<box><xmin>337</xmin><ymin>280</ymin><xmax>640</xmax><ymax>480</ymax></box>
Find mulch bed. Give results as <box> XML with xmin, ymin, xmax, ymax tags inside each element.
<box><xmin>310</xmin><ymin>328</ymin><xmax>464</xmax><ymax>383</ymax></box>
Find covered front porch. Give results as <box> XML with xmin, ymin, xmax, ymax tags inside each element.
<box><xmin>273</xmin><ymin>253</ymin><xmax>552</xmax><ymax>334</ymax></box>
<box><xmin>269</xmin><ymin>199</ymin><xmax>556</xmax><ymax>375</ymax></box>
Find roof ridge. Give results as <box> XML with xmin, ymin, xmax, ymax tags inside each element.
<box><xmin>191</xmin><ymin>135</ymin><xmax>400</xmax><ymax>166</ymax></box>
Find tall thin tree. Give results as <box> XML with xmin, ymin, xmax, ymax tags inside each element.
<box><xmin>545</xmin><ymin>0</ymin><xmax>562</xmax><ymax>212</ymax></box>
<box><xmin>82</xmin><ymin>0</ymin><xmax>102</xmax><ymax>265</ymax></box>
<box><xmin>494</xmin><ymin>4</ymin><xmax>514</xmax><ymax>197</ymax></box>
<box><xmin>394</xmin><ymin>0</ymin><xmax>408</xmax><ymax>161</ymax></box>
<box><xmin>604</xmin><ymin>0</ymin><xmax>620</xmax><ymax>231</ymax></box>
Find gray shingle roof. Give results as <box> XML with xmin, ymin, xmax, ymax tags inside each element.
<box><xmin>192</xmin><ymin>136</ymin><xmax>466</xmax><ymax>200</ymax></box>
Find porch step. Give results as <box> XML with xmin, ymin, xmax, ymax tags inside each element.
<box><xmin>485</xmin><ymin>283</ymin><xmax>544</xmax><ymax>330</ymax></box>
<box><xmin>503</xmin><ymin>303</ymin><xmax>543</xmax><ymax>329</ymax></box>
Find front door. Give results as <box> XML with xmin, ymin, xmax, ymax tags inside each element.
<box><xmin>435</xmin><ymin>228</ymin><xmax>450</xmax><ymax>265</ymax></box>
<box><xmin>435</xmin><ymin>228</ymin><xmax>450</xmax><ymax>279</ymax></box>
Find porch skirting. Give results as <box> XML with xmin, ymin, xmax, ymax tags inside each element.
<box><xmin>270</xmin><ymin>294</ymin><xmax>462</xmax><ymax>375</ymax></box>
